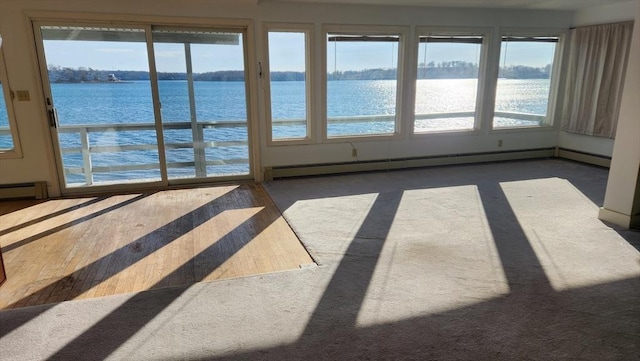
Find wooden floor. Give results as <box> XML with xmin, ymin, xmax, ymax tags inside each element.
<box><xmin>0</xmin><ymin>184</ymin><xmax>314</xmax><ymax>309</ymax></box>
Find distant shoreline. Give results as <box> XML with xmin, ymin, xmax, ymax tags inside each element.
<box><xmin>48</xmin><ymin>63</ymin><xmax>552</xmax><ymax>83</ymax></box>
<box><xmin>50</xmin><ymin>78</ymin><xmax>554</xmax><ymax>84</ymax></box>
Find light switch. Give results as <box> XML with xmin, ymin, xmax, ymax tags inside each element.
<box><xmin>16</xmin><ymin>90</ymin><xmax>30</xmax><ymax>101</ymax></box>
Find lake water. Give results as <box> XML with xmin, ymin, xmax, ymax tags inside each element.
<box><xmin>0</xmin><ymin>79</ymin><xmax>550</xmax><ymax>184</ymax></box>
<box><xmin>41</xmin><ymin>78</ymin><xmax>550</xmax><ymax>124</ymax></box>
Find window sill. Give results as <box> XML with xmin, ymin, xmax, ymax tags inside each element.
<box><xmin>490</xmin><ymin>125</ymin><xmax>556</xmax><ymax>133</ymax></box>
<box><xmin>412</xmin><ymin>128</ymin><xmax>479</xmax><ymax>137</ymax></box>
<box><xmin>325</xmin><ymin>132</ymin><xmax>401</xmax><ymax>143</ymax></box>
<box><xmin>267</xmin><ymin>137</ymin><xmax>314</xmax><ymax>147</ymax></box>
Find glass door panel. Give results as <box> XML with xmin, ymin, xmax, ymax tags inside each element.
<box><xmin>152</xmin><ymin>28</ymin><xmax>250</xmax><ymax>180</ymax></box>
<box><xmin>39</xmin><ymin>26</ymin><xmax>161</xmax><ymax>188</ymax></box>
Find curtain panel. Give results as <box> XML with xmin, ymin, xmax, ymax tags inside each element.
<box><xmin>561</xmin><ymin>21</ymin><xmax>633</xmax><ymax>138</ymax></box>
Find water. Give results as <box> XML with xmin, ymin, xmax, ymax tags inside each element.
<box><xmin>328</xmin><ymin>80</ymin><xmax>398</xmax><ymax>136</ymax></box>
<box><xmin>0</xmin><ymin>84</ymin><xmax>15</xmax><ymax>150</ymax></box>
<box><xmin>0</xmin><ymin>79</ymin><xmax>551</xmax><ymax>184</ymax></box>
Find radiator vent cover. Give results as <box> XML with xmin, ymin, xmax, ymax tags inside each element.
<box><xmin>0</xmin><ymin>182</ymin><xmax>48</xmax><ymax>200</ymax></box>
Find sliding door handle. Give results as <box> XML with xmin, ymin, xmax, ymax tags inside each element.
<box><xmin>48</xmin><ymin>108</ymin><xmax>58</xmax><ymax>128</ymax></box>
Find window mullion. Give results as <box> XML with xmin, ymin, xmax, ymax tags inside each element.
<box><xmin>145</xmin><ymin>25</ymin><xmax>169</xmax><ymax>185</ymax></box>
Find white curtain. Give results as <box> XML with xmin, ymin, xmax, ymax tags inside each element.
<box><xmin>561</xmin><ymin>21</ymin><xmax>634</xmax><ymax>138</ymax></box>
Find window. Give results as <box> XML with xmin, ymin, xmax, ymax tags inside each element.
<box><xmin>493</xmin><ymin>35</ymin><xmax>558</xmax><ymax>128</ymax></box>
<box><xmin>414</xmin><ymin>34</ymin><xmax>484</xmax><ymax>133</ymax></box>
<box><xmin>326</xmin><ymin>30</ymin><xmax>403</xmax><ymax>138</ymax></box>
<box><xmin>266</xmin><ymin>27</ymin><xmax>311</xmax><ymax>142</ymax></box>
<box><xmin>0</xmin><ymin>36</ymin><xmax>21</xmax><ymax>158</ymax></box>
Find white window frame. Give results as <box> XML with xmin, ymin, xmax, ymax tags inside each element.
<box><xmin>491</xmin><ymin>28</ymin><xmax>566</xmax><ymax>131</ymax></box>
<box><xmin>0</xmin><ymin>39</ymin><xmax>23</xmax><ymax>159</ymax></box>
<box><xmin>322</xmin><ymin>24</ymin><xmax>408</xmax><ymax>142</ymax></box>
<box><xmin>263</xmin><ymin>23</ymin><xmax>314</xmax><ymax>146</ymax></box>
<box><xmin>411</xmin><ymin>26</ymin><xmax>492</xmax><ymax>136</ymax></box>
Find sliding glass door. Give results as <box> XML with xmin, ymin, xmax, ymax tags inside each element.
<box><xmin>39</xmin><ymin>26</ymin><xmax>162</xmax><ymax>187</ymax></box>
<box><xmin>35</xmin><ymin>23</ymin><xmax>251</xmax><ymax>191</ymax></box>
<box><xmin>153</xmin><ymin>28</ymin><xmax>250</xmax><ymax>180</ymax></box>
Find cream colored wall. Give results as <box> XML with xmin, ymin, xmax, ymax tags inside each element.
<box><xmin>0</xmin><ymin>0</ymin><xmax>577</xmax><ymax>196</ymax></box>
<box><xmin>598</xmin><ymin>1</ymin><xmax>640</xmax><ymax>228</ymax></box>
<box><xmin>572</xmin><ymin>0</ymin><xmax>638</xmax><ymax>25</ymax></box>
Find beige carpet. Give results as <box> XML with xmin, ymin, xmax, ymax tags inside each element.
<box><xmin>1</xmin><ymin>159</ymin><xmax>638</xmax><ymax>360</ymax></box>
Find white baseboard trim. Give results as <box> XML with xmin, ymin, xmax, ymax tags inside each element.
<box><xmin>598</xmin><ymin>207</ymin><xmax>634</xmax><ymax>229</ymax></box>
<box><xmin>265</xmin><ymin>148</ymin><xmax>554</xmax><ymax>181</ymax></box>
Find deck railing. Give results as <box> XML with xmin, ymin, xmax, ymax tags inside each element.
<box><xmin>0</xmin><ymin>111</ymin><xmax>546</xmax><ymax>186</ymax></box>
<box><xmin>55</xmin><ymin>120</ymin><xmax>249</xmax><ymax>185</ymax></box>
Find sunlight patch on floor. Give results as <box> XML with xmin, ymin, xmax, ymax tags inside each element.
<box><xmin>500</xmin><ymin>178</ymin><xmax>640</xmax><ymax>291</ymax></box>
<box><xmin>356</xmin><ymin>185</ymin><xmax>509</xmax><ymax>328</ymax></box>
<box><xmin>284</xmin><ymin>193</ymin><xmax>381</xmax><ymax>259</ymax></box>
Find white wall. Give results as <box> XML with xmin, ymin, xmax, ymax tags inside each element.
<box><xmin>572</xmin><ymin>0</ymin><xmax>638</xmax><ymax>25</ymax></box>
<box><xmin>559</xmin><ymin>0</ymin><xmax>639</xmax><ymax>157</ymax></box>
<box><xmin>598</xmin><ymin>0</ymin><xmax>640</xmax><ymax>228</ymax></box>
<box><xmin>0</xmin><ymin>0</ymin><xmax>576</xmax><ymax>196</ymax></box>
<box><xmin>557</xmin><ymin>132</ymin><xmax>615</xmax><ymax>156</ymax></box>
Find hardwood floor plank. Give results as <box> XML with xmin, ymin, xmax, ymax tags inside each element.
<box><xmin>0</xmin><ymin>184</ymin><xmax>313</xmax><ymax>309</ymax></box>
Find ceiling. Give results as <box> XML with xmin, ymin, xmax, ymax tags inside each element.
<box><xmin>260</xmin><ymin>0</ymin><xmax>636</xmax><ymax>11</ymax></box>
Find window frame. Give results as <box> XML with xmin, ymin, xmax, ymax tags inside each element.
<box><xmin>411</xmin><ymin>26</ymin><xmax>492</xmax><ymax>136</ymax></box>
<box><xmin>491</xmin><ymin>28</ymin><xmax>566</xmax><ymax>131</ymax></box>
<box><xmin>322</xmin><ymin>24</ymin><xmax>408</xmax><ymax>142</ymax></box>
<box><xmin>0</xmin><ymin>40</ymin><xmax>23</xmax><ymax>159</ymax></box>
<box><xmin>263</xmin><ymin>23</ymin><xmax>314</xmax><ymax>146</ymax></box>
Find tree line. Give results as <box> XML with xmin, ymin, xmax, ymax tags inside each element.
<box><xmin>328</xmin><ymin>61</ymin><xmax>551</xmax><ymax>80</ymax></box>
<box><xmin>47</xmin><ymin>66</ymin><xmax>248</xmax><ymax>83</ymax></box>
<box><xmin>47</xmin><ymin>62</ymin><xmax>551</xmax><ymax>83</ymax></box>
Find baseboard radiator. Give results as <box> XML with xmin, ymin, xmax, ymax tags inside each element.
<box><xmin>0</xmin><ymin>181</ymin><xmax>48</xmax><ymax>200</ymax></box>
<box><xmin>265</xmin><ymin>148</ymin><xmax>555</xmax><ymax>180</ymax></box>
<box><xmin>556</xmin><ymin>147</ymin><xmax>611</xmax><ymax>168</ymax></box>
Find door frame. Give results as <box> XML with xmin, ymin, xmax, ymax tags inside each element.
<box><xmin>30</xmin><ymin>13</ymin><xmax>260</xmax><ymax>196</ymax></box>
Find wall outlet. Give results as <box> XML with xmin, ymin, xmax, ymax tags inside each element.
<box><xmin>352</xmin><ymin>148</ymin><xmax>358</xmax><ymax>157</ymax></box>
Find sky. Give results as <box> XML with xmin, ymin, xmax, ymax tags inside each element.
<box><xmin>42</xmin><ymin>33</ymin><xmax>554</xmax><ymax>73</ymax></box>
